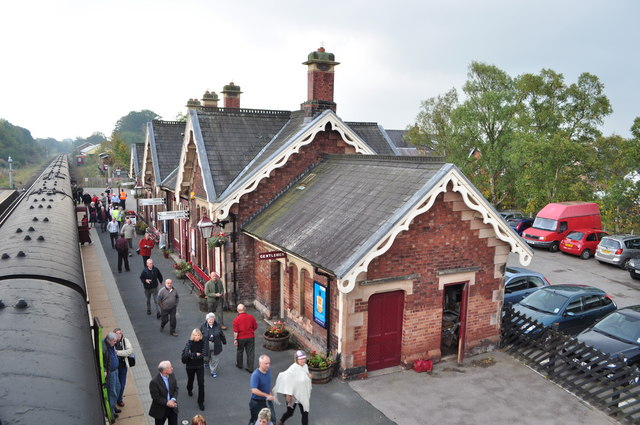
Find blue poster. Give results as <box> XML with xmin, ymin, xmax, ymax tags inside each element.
<box><xmin>313</xmin><ymin>281</ymin><xmax>327</xmax><ymax>328</ymax></box>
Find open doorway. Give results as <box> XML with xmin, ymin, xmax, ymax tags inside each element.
<box><xmin>441</xmin><ymin>282</ymin><xmax>468</xmax><ymax>363</ymax></box>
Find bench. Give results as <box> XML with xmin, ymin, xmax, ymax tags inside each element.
<box><xmin>193</xmin><ymin>264</ymin><xmax>210</xmax><ymax>282</ymax></box>
<box><xmin>185</xmin><ymin>272</ymin><xmax>205</xmax><ymax>296</ymax></box>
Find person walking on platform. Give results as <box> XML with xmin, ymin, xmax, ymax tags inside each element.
<box><xmin>149</xmin><ymin>360</ymin><xmax>179</xmax><ymax>425</ymax></box>
<box><xmin>114</xmin><ymin>328</ymin><xmax>133</xmax><ymax>408</ymax></box>
<box><xmin>140</xmin><ymin>259</ymin><xmax>163</xmax><ymax>317</ymax></box>
<box><xmin>119</xmin><ymin>187</ymin><xmax>128</xmax><ymax>209</ymax></box>
<box><xmin>139</xmin><ymin>232</ymin><xmax>156</xmax><ymax>266</ymax></box>
<box><xmin>107</xmin><ymin>217</ymin><xmax>120</xmax><ymax>249</ymax></box>
<box><xmin>120</xmin><ymin>218</ymin><xmax>135</xmax><ymax>255</ymax></box>
<box><xmin>158</xmin><ymin>279</ymin><xmax>179</xmax><ymax>336</ymax></box>
<box><xmin>204</xmin><ymin>272</ymin><xmax>227</xmax><ymax>329</ymax></box>
<box><xmin>115</xmin><ymin>234</ymin><xmax>130</xmax><ymax>273</ymax></box>
<box><xmin>233</xmin><ymin>304</ymin><xmax>258</xmax><ymax>372</ymax></box>
<box><xmin>272</xmin><ymin>350</ymin><xmax>312</xmax><ymax>425</ymax></box>
<box><xmin>98</xmin><ymin>206</ymin><xmax>109</xmax><ymax>233</ymax></box>
<box><xmin>200</xmin><ymin>313</ymin><xmax>226</xmax><ymax>378</ymax></box>
<box><xmin>103</xmin><ymin>332</ymin><xmax>122</xmax><ymax>419</ymax></box>
<box><xmin>181</xmin><ymin>329</ymin><xmax>208</xmax><ymax>411</ymax></box>
<box><xmin>249</xmin><ymin>355</ymin><xmax>275</xmax><ymax>424</ymax></box>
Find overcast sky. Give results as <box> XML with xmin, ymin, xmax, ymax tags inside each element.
<box><xmin>1</xmin><ymin>0</ymin><xmax>638</xmax><ymax>141</ymax></box>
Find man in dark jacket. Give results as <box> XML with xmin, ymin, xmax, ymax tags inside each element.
<box><xmin>140</xmin><ymin>259</ymin><xmax>163</xmax><ymax>317</ymax></box>
<box><xmin>103</xmin><ymin>332</ymin><xmax>122</xmax><ymax>419</ymax></box>
<box><xmin>149</xmin><ymin>360</ymin><xmax>178</xmax><ymax>425</ymax></box>
<box><xmin>200</xmin><ymin>312</ymin><xmax>227</xmax><ymax>378</ymax></box>
<box><xmin>115</xmin><ymin>234</ymin><xmax>130</xmax><ymax>273</ymax></box>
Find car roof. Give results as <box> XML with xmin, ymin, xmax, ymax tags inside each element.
<box><xmin>505</xmin><ymin>266</ymin><xmax>544</xmax><ymax>279</ymax></box>
<box><xmin>567</xmin><ymin>228</ymin><xmax>606</xmax><ymax>233</ymax></box>
<box><xmin>540</xmin><ymin>284</ymin><xmax>605</xmax><ymax>296</ymax></box>
<box><xmin>617</xmin><ymin>305</ymin><xmax>640</xmax><ymax>318</ymax></box>
<box><xmin>601</xmin><ymin>234</ymin><xmax>639</xmax><ymax>242</ymax></box>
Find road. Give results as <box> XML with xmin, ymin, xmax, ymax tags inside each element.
<box><xmin>507</xmin><ymin>248</ymin><xmax>640</xmax><ymax>308</ymax></box>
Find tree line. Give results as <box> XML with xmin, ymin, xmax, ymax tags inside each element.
<box><xmin>406</xmin><ymin>62</ymin><xmax>640</xmax><ymax>233</ymax></box>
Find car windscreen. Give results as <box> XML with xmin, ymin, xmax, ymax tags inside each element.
<box><xmin>599</xmin><ymin>238</ymin><xmax>621</xmax><ymax>250</ymax></box>
<box><xmin>566</xmin><ymin>231</ymin><xmax>584</xmax><ymax>241</ymax></box>
<box><xmin>532</xmin><ymin>217</ymin><xmax>557</xmax><ymax>232</ymax></box>
<box><xmin>592</xmin><ymin>311</ymin><xmax>640</xmax><ymax>344</ymax></box>
<box><xmin>520</xmin><ymin>290</ymin><xmax>568</xmax><ymax>314</ymax></box>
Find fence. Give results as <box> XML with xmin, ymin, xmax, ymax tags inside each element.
<box><xmin>501</xmin><ymin>306</ymin><xmax>640</xmax><ymax>424</ymax></box>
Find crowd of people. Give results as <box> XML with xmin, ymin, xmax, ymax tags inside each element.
<box><xmin>86</xmin><ymin>185</ymin><xmax>313</xmax><ymax>425</ymax></box>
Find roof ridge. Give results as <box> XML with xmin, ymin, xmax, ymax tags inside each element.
<box><xmin>325</xmin><ymin>154</ymin><xmax>445</xmax><ymax>163</ymax></box>
<box><xmin>197</xmin><ymin>107</ymin><xmax>291</xmax><ymax>118</ymax></box>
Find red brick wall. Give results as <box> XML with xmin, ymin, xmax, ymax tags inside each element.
<box><xmin>307</xmin><ymin>70</ymin><xmax>334</xmax><ymax>103</ymax></box>
<box><xmin>346</xmin><ymin>193</ymin><xmax>503</xmax><ymax>375</ymax></box>
<box><xmin>235</xmin><ymin>130</ymin><xmax>353</xmax><ymax>302</ymax></box>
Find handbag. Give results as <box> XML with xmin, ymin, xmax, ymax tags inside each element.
<box><xmin>127</xmin><ymin>353</ymin><xmax>136</xmax><ymax>367</ymax></box>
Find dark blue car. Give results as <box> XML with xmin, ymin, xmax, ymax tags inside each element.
<box><xmin>508</xmin><ymin>217</ymin><xmax>534</xmax><ymax>236</ymax></box>
<box><xmin>504</xmin><ymin>266</ymin><xmax>550</xmax><ymax>306</ymax></box>
<box><xmin>513</xmin><ymin>285</ymin><xmax>617</xmax><ymax>335</ymax></box>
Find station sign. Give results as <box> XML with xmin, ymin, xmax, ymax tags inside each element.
<box><xmin>139</xmin><ymin>198</ymin><xmax>165</xmax><ymax>206</ymax></box>
<box><xmin>157</xmin><ymin>210</ymin><xmax>189</xmax><ymax>220</ymax></box>
<box><xmin>258</xmin><ymin>251</ymin><xmax>286</xmax><ymax>260</ymax></box>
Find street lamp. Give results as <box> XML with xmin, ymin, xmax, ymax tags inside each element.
<box><xmin>133</xmin><ymin>181</ymin><xmax>144</xmax><ymax>197</ymax></box>
<box><xmin>8</xmin><ymin>156</ymin><xmax>13</xmax><ymax>189</ymax></box>
<box><xmin>196</xmin><ymin>215</ymin><xmax>214</xmax><ymax>239</ymax></box>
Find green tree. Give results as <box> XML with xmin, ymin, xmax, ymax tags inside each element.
<box><xmin>0</xmin><ymin>119</ymin><xmax>45</xmax><ymax>166</ymax></box>
<box><xmin>113</xmin><ymin>110</ymin><xmax>160</xmax><ymax>145</ymax></box>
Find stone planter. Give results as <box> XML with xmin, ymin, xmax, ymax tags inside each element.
<box><xmin>309</xmin><ymin>366</ymin><xmax>332</xmax><ymax>384</ymax></box>
<box><xmin>263</xmin><ymin>333</ymin><xmax>290</xmax><ymax>351</ymax></box>
<box><xmin>175</xmin><ymin>270</ymin><xmax>186</xmax><ymax>279</ymax></box>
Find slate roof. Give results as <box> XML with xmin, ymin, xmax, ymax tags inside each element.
<box><xmin>149</xmin><ymin>120</ymin><xmax>184</xmax><ymax>185</ymax></box>
<box><xmin>130</xmin><ymin>143</ymin><xmax>145</xmax><ymax>177</ymax></box>
<box><xmin>243</xmin><ymin>154</ymin><xmax>449</xmax><ymax>277</ymax></box>
<box><xmin>196</xmin><ymin>109</ymin><xmax>292</xmax><ymax>197</ymax></box>
<box><xmin>345</xmin><ymin>122</ymin><xmax>399</xmax><ymax>155</ymax></box>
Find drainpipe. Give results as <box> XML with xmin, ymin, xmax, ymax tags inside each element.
<box><xmin>231</xmin><ymin>212</ymin><xmax>238</xmax><ymax>307</ymax></box>
<box><xmin>315</xmin><ymin>267</ymin><xmax>332</xmax><ymax>354</ymax></box>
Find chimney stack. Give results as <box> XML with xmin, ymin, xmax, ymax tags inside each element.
<box><xmin>221</xmin><ymin>82</ymin><xmax>242</xmax><ymax>108</ymax></box>
<box><xmin>301</xmin><ymin>47</ymin><xmax>339</xmax><ymax>117</ymax></box>
<box><xmin>186</xmin><ymin>98</ymin><xmax>201</xmax><ymax>110</ymax></box>
<box><xmin>201</xmin><ymin>90</ymin><xmax>220</xmax><ymax>108</ymax></box>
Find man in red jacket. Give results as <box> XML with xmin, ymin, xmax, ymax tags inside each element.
<box><xmin>138</xmin><ymin>232</ymin><xmax>155</xmax><ymax>266</ymax></box>
<box><xmin>233</xmin><ymin>304</ymin><xmax>258</xmax><ymax>372</ymax></box>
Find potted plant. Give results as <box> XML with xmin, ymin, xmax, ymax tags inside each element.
<box><xmin>162</xmin><ymin>248</ymin><xmax>173</xmax><ymax>259</ymax></box>
<box><xmin>135</xmin><ymin>219</ymin><xmax>148</xmax><ymax>235</ymax></box>
<box><xmin>307</xmin><ymin>351</ymin><xmax>335</xmax><ymax>384</ymax></box>
<box><xmin>172</xmin><ymin>261</ymin><xmax>193</xmax><ymax>279</ymax></box>
<box><xmin>263</xmin><ymin>320</ymin><xmax>290</xmax><ymax>351</ymax></box>
<box><xmin>208</xmin><ymin>231</ymin><xmax>228</xmax><ymax>249</ymax></box>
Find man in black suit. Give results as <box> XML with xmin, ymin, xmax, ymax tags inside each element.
<box><xmin>149</xmin><ymin>360</ymin><xmax>179</xmax><ymax>425</ymax></box>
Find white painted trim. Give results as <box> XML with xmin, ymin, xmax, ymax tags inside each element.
<box><xmin>336</xmin><ymin>168</ymin><xmax>532</xmax><ymax>294</ymax></box>
<box><xmin>215</xmin><ymin>112</ymin><xmax>376</xmax><ymax>220</ymax></box>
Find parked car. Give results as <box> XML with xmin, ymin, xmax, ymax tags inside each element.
<box><xmin>513</xmin><ymin>285</ymin><xmax>617</xmax><ymax>335</ymax></box>
<box><xmin>523</xmin><ymin>202</ymin><xmax>601</xmax><ymax>252</ymax></box>
<box><xmin>629</xmin><ymin>258</ymin><xmax>640</xmax><ymax>280</ymax></box>
<box><xmin>504</xmin><ymin>267</ymin><xmax>550</xmax><ymax>306</ymax></box>
<box><xmin>576</xmin><ymin>305</ymin><xmax>640</xmax><ymax>377</ymax></box>
<box><xmin>499</xmin><ymin>211</ymin><xmax>525</xmax><ymax>221</ymax></box>
<box><xmin>559</xmin><ymin>229</ymin><xmax>609</xmax><ymax>260</ymax></box>
<box><xmin>595</xmin><ymin>234</ymin><xmax>640</xmax><ymax>269</ymax></box>
<box><xmin>508</xmin><ymin>217</ymin><xmax>534</xmax><ymax>236</ymax></box>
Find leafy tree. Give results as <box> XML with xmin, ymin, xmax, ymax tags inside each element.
<box><xmin>113</xmin><ymin>110</ymin><xmax>160</xmax><ymax>145</ymax></box>
<box><xmin>99</xmin><ymin>134</ymin><xmax>130</xmax><ymax>170</ymax></box>
<box><xmin>0</xmin><ymin>119</ymin><xmax>45</xmax><ymax>166</ymax></box>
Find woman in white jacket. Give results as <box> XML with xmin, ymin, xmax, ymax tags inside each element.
<box><xmin>272</xmin><ymin>350</ymin><xmax>312</xmax><ymax>425</ymax></box>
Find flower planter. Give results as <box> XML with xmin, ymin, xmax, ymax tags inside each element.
<box><xmin>263</xmin><ymin>333</ymin><xmax>290</xmax><ymax>351</ymax></box>
<box><xmin>309</xmin><ymin>366</ymin><xmax>332</xmax><ymax>384</ymax></box>
<box><xmin>175</xmin><ymin>270</ymin><xmax>186</xmax><ymax>279</ymax></box>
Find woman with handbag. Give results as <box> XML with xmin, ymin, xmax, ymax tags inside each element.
<box><xmin>114</xmin><ymin>328</ymin><xmax>134</xmax><ymax>408</ymax></box>
<box><xmin>182</xmin><ymin>329</ymin><xmax>208</xmax><ymax>411</ymax></box>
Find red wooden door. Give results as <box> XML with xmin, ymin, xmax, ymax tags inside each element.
<box><xmin>366</xmin><ymin>290</ymin><xmax>404</xmax><ymax>371</ymax></box>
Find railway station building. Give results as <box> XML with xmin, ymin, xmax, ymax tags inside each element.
<box><xmin>139</xmin><ymin>47</ymin><xmax>532</xmax><ymax>378</ymax></box>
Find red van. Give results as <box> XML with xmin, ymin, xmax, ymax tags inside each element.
<box><xmin>522</xmin><ymin>202</ymin><xmax>601</xmax><ymax>252</ymax></box>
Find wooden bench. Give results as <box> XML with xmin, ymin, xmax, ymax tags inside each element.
<box><xmin>193</xmin><ymin>264</ymin><xmax>210</xmax><ymax>282</ymax></box>
<box><xmin>185</xmin><ymin>272</ymin><xmax>205</xmax><ymax>295</ymax></box>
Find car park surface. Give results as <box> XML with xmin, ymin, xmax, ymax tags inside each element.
<box><xmin>504</xmin><ymin>266</ymin><xmax>550</xmax><ymax>306</ymax></box>
<box><xmin>560</xmin><ymin>229</ymin><xmax>609</xmax><ymax>259</ymax></box>
<box><xmin>513</xmin><ymin>285</ymin><xmax>617</xmax><ymax>335</ymax></box>
<box><xmin>595</xmin><ymin>234</ymin><xmax>640</xmax><ymax>269</ymax></box>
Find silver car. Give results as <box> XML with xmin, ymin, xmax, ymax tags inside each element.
<box><xmin>595</xmin><ymin>234</ymin><xmax>640</xmax><ymax>269</ymax></box>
